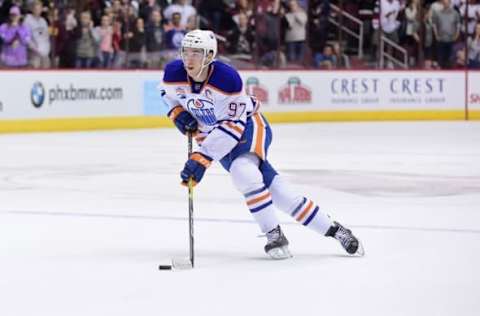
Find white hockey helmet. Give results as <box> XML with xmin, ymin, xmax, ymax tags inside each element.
<box><xmin>181</xmin><ymin>29</ymin><xmax>217</xmax><ymax>66</ymax></box>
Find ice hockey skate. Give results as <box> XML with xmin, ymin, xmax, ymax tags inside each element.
<box><xmin>264</xmin><ymin>225</ymin><xmax>292</xmax><ymax>259</ymax></box>
<box><xmin>326</xmin><ymin>222</ymin><xmax>365</xmax><ymax>256</ymax></box>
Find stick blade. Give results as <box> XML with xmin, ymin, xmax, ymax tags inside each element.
<box><xmin>172</xmin><ymin>258</ymin><xmax>193</xmax><ymax>270</ymax></box>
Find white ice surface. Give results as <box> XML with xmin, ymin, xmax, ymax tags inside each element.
<box><xmin>1</xmin><ymin>122</ymin><xmax>479</xmax><ymax>316</ymax></box>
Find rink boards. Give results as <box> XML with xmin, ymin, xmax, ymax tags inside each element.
<box><xmin>0</xmin><ymin>70</ymin><xmax>478</xmax><ymax>133</ymax></box>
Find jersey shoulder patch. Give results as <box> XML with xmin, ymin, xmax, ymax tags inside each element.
<box><xmin>163</xmin><ymin>59</ymin><xmax>188</xmax><ymax>83</ymax></box>
<box><xmin>207</xmin><ymin>61</ymin><xmax>243</xmax><ymax>94</ymax></box>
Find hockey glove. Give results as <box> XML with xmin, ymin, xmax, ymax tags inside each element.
<box><xmin>180</xmin><ymin>152</ymin><xmax>213</xmax><ymax>187</ymax></box>
<box><xmin>168</xmin><ymin>105</ymin><xmax>198</xmax><ymax>135</ymax></box>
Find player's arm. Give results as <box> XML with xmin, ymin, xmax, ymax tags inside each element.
<box><xmin>197</xmin><ymin>94</ymin><xmax>250</xmax><ymax>161</ymax></box>
<box><xmin>179</xmin><ymin>94</ymin><xmax>250</xmax><ymax>187</ymax></box>
<box><xmin>161</xmin><ymin>85</ymin><xmax>198</xmax><ymax>135</ymax></box>
<box><xmin>179</xmin><ymin>64</ymin><xmax>249</xmax><ymax>186</ymax></box>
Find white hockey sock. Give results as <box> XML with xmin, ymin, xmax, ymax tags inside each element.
<box><xmin>243</xmin><ymin>186</ymin><xmax>278</xmax><ymax>233</ymax></box>
<box><xmin>230</xmin><ymin>153</ymin><xmax>280</xmax><ymax>233</ymax></box>
<box><xmin>269</xmin><ymin>176</ymin><xmax>333</xmax><ymax>235</ymax></box>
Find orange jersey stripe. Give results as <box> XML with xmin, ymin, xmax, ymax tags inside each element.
<box><xmin>246</xmin><ymin>192</ymin><xmax>271</xmax><ymax>206</ymax></box>
<box><xmin>226</xmin><ymin>122</ymin><xmax>244</xmax><ymax>134</ymax></box>
<box><xmin>253</xmin><ymin>114</ymin><xmax>265</xmax><ymax>159</ymax></box>
<box><xmin>297</xmin><ymin>200</ymin><xmax>314</xmax><ymax>222</ymax></box>
<box><xmin>195</xmin><ymin>136</ymin><xmax>206</xmax><ymax>144</ymax></box>
<box><xmin>163</xmin><ymin>81</ymin><xmax>188</xmax><ymax>85</ymax></box>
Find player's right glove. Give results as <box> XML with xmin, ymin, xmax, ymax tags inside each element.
<box><xmin>180</xmin><ymin>152</ymin><xmax>212</xmax><ymax>187</ymax></box>
<box><xmin>168</xmin><ymin>105</ymin><xmax>198</xmax><ymax>135</ymax></box>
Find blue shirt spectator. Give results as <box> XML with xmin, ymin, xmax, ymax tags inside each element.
<box><xmin>0</xmin><ymin>6</ymin><xmax>31</xmax><ymax>67</ymax></box>
<box><xmin>164</xmin><ymin>12</ymin><xmax>185</xmax><ymax>49</ymax></box>
<box><xmin>314</xmin><ymin>44</ymin><xmax>336</xmax><ymax>68</ymax></box>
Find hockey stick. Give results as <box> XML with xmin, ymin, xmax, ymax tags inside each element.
<box><xmin>186</xmin><ymin>131</ymin><xmax>195</xmax><ymax>267</ymax></box>
<box><xmin>159</xmin><ymin>132</ymin><xmax>194</xmax><ymax>271</ymax></box>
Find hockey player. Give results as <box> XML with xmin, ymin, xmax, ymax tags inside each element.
<box><xmin>161</xmin><ymin>29</ymin><xmax>364</xmax><ymax>259</ymax></box>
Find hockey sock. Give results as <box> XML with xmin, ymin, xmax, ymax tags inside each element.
<box><xmin>243</xmin><ymin>185</ymin><xmax>279</xmax><ymax>233</ymax></box>
<box><xmin>230</xmin><ymin>154</ymin><xmax>280</xmax><ymax>233</ymax></box>
<box><xmin>269</xmin><ymin>176</ymin><xmax>333</xmax><ymax>235</ymax></box>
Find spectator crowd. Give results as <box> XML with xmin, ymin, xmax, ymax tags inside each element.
<box><xmin>0</xmin><ymin>0</ymin><xmax>479</xmax><ymax>70</ymax></box>
<box><xmin>373</xmin><ymin>0</ymin><xmax>480</xmax><ymax>68</ymax></box>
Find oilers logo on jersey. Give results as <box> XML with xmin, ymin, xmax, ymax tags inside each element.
<box><xmin>162</xmin><ymin>59</ymin><xmax>263</xmax><ymax>161</ymax></box>
<box><xmin>186</xmin><ymin>97</ymin><xmax>217</xmax><ymax>126</ymax></box>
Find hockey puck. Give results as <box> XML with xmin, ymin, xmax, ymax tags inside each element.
<box><xmin>158</xmin><ymin>264</ymin><xmax>172</xmax><ymax>270</ymax></box>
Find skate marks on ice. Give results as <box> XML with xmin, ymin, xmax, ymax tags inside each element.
<box><xmin>2</xmin><ymin>209</ymin><xmax>479</xmax><ymax>235</ymax></box>
<box><xmin>283</xmin><ymin>169</ymin><xmax>480</xmax><ymax>197</ymax></box>
<box><xmin>0</xmin><ymin>164</ymin><xmax>172</xmax><ymax>196</ymax></box>
<box><xmin>0</xmin><ymin>164</ymin><xmax>241</xmax><ymax>205</ymax></box>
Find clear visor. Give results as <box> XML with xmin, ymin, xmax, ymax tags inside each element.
<box><xmin>181</xmin><ymin>47</ymin><xmax>206</xmax><ymax>61</ymax></box>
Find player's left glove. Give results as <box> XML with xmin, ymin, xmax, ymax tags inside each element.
<box><xmin>168</xmin><ymin>105</ymin><xmax>198</xmax><ymax>135</ymax></box>
<box><xmin>180</xmin><ymin>152</ymin><xmax>213</xmax><ymax>187</ymax></box>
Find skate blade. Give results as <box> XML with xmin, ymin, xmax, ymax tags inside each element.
<box><xmin>354</xmin><ymin>242</ymin><xmax>365</xmax><ymax>257</ymax></box>
<box><xmin>172</xmin><ymin>258</ymin><xmax>194</xmax><ymax>270</ymax></box>
<box><xmin>267</xmin><ymin>246</ymin><xmax>293</xmax><ymax>260</ymax></box>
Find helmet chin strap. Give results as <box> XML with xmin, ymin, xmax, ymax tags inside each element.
<box><xmin>192</xmin><ymin>50</ymin><xmax>211</xmax><ymax>81</ymax></box>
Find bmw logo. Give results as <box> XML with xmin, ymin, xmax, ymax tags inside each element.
<box><xmin>31</xmin><ymin>81</ymin><xmax>45</xmax><ymax>108</ymax></box>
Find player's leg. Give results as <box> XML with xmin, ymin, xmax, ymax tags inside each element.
<box><xmin>229</xmin><ymin>153</ymin><xmax>291</xmax><ymax>259</ymax></box>
<box><xmin>268</xmin><ymin>175</ymin><xmax>332</xmax><ymax>234</ymax></box>
<box><xmin>230</xmin><ymin>153</ymin><xmax>277</xmax><ymax>234</ymax></box>
<box><xmin>220</xmin><ymin>113</ymin><xmax>291</xmax><ymax>259</ymax></box>
<box><xmin>268</xmin><ymin>171</ymin><xmax>364</xmax><ymax>256</ymax></box>
<box><xmin>246</xmin><ymin>113</ymin><xmax>364</xmax><ymax>255</ymax></box>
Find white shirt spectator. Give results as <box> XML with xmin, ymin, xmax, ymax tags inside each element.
<box><xmin>163</xmin><ymin>1</ymin><xmax>196</xmax><ymax>27</ymax></box>
<box><xmin>459</xmin><ymin>3</ymin><xmax>480</xmax><ymax>34</ymax></box>
<box><xmin>405</xmin><ymin>3</ymin><xmax>420</xmax><ymax>36</ymax></box>
<box><xmin>381</xmin><ymin>0</ymin><xmax>401</xmax><ymax>33</ymax></box>
<box><xmin>23</xmin><ymin>13</ymin><xmax>50</xmax><ymax>57</ymax></box>
<box><xmin>284</xmin><ymin>7</ymin><xmax>307</xmax><ymax>42</ymax></box>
